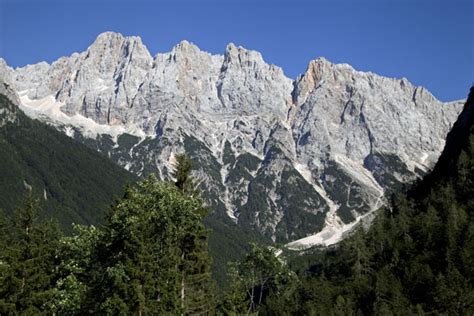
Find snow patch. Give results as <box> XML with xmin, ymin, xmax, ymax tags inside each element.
<box><xmin>286</xmin><ymin>191</ymin><xmax>384</xmax><ymax>250</ymax></box>
<box><xmin>221</xmin><ymin>164</ymin><xmax>238</xmax><ymax>222</ymax></box>
<box><xmin>18</xmin><ymin>91</ymin><xmax>148</xmax><ymax>141</ymax></box>
<box><xmin>288</xmin><ymin>160</ymin><xmax>385</xmax><ymax>250</ymax></box>
<box><xmin>64</xmin><ymin>126</ymin><xmax>75</xmax><ymax>138</ymax></box>
<box><xmin>95</xmin><ymin>78</ymin><xmax>111</xmax><ymax>92</ymax></box>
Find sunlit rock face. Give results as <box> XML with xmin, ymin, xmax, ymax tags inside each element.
<box><xmin>2</xmin><ymin>32</ymin><xmax>463</xmax><ymax>243</ymax></box>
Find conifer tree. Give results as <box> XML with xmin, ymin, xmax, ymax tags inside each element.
<box><xmin>0</xmin><ymin>194</ymin><xmax>61</xmax><ymax>314</ymax></box>
<box><xmin>172</xmin><ymin>154</ymin><xmax>215</xmax><ymax>314</ymax></box>
<box><xmin>173</xmin><ymin>153</ymin><xmax>195</xmax><ymax>194</ymax></box>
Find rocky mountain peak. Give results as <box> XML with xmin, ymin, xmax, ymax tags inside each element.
<box><xmin>161</xmin><ymin>40</ymin><xmax>221</xmax><ymax>72</ymax></box>
<box><xmin>88</xmin><ymin>31</ymin><xmax>125</xmax><ymax>48</ymax></box>
<box><xmin>218</xmin><ymin>43</ymin><xmax>292</xmax><ymax>116</ymax></box>
<box><xmin>0</xmin><ymin>58</ymin><xmax>12</xmax><ymax>71</ymax></box>
<box><xmin>0</xmin><ymin>58</ymin><xmax>13</xmax><ymax>84</ymax></box>
<box><xmin>47</xmin><ymin>32</ymin><xmax>152</xmax><ymax>123</ymax></box>
<box><xmin>1</xmin><ymin>33</ymin><xmax>465</xmax><ymax>244</ymax></box>
<box><xmin>171</xmin><ymin>40</ymin><xmax>202</xmax><ymax>55</ymax></box>
<box><xmin>224</xmin><ymin>43</ymin><xmax>264</xmax><ymax>65</ymax></box>
<box><xmin>87</xmin><ymin>31</ymin><xmax>149</xmax><ymax>54</ymax></box>
<box><xmin>292</xmin><ymin>57</ymin><xmax>332</xmax><ymax>105</ymax></box>
<box><xmin>84</xmin><ymin>31</ymin><xmax>152</xmax><ymax>72</ymax></box>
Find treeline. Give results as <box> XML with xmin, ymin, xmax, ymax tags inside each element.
<box><xmin>0</xmin><ymin>151</ymin><xmax>295</xmax><ymax>315</ymax></box>
<box><xmin>0</xmin><ymin>155</ymin><xmax>216</xmax><ymax>315</ymax></box>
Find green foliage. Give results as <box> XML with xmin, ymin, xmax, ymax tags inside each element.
<box><xmin>274</xmin><ymin>167</ymin><xmax>328</xmax><ymax>242</ymax></box>
<box><xmin>364</xmin><ymin>152</ymin><xmax>417</xmax><ymax>191</ymax></box>
<box><xmin>222</xmin><ymin>140</ymin><xmax>235</xmax><ymax>166</ymax></box>
<box><xmin>53</xmin><ymin>224</ymin><xmax>101</xmax><ymax>314</ymax></box>
<box><xmin>0</xmin><ymin>163</ymin><xmax>217</xmax><ymax>314</ymax></box>
<box><xmin>183</xmin><ymin>134</ymin><xmax>223</xmax><ymax>189</ymax></box>
<box><xmin>204</xmin><ymin>214</ymin><xmax>266</xmax><ymax>290</ymax></box>
<box><xmin>173</xmin><ymin>153</ymin><xmax>195</xmax><ymax>194</ymax></box>
<box><xmin>222</xmin><ymin>243</ymin><xmax>299</xmax><ymax>315</ymax></box>
<box><xmin>87</xmin><ymin>175</ymin><xmax>215</xmax><ymax>314</ymax></box>
<box><xmin>239</xmin><ymin>161</ymin><xmax>327</xmax><ymax>242</ymax></box>
<box><xmin>322</xmin><ymin>161</ymin><xmax>369</xmax><ymax>223</ymax></box>
<box><xmin>226</xmin><ymin>153</ymin><xmax>260</xmax><ymax>186</ymax></box>
<box><xmin>179</xmin><ymin>136</ymin><xmax>265</xmax><ymax>288</ymax></box>
<box><xmin>0</xmin><ymin>94</ymin><xmax>137</xmax><ymax>231</ymax></box>
<box><xmin>0</xmin><ymin>195</ymin><xmax>61</xmax><ymax>314</ymax></box>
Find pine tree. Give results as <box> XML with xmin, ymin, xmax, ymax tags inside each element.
<box><xmin>173</xmin><ymin>154</ymin><xmax>215</xmax><ymax>314</ymax></box>
<box><xmin>0</xmin><ymin>194</ymin><xmax>61</xmax><ymax>314</ymax></box>
<box><xmin>173</xmin><ymin>153</ymin><xmax>195</xmax><ymax>194</ymax></box>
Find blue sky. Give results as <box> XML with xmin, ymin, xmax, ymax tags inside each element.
<box><xmin>0</xmin><ymin>0</ymin><xmax>472</xmax><ymax>101</ymax></box>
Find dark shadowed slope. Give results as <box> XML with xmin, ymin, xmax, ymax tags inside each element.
<box><xmin>0</xmin><ymin>91</ymin><xmax>137</xmax><ymax>230</ymax></box>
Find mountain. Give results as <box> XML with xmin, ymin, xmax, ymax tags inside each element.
<box><xmin>0</xmin><ymin>31</ymin><xmax>464</xmax><ymax>244</ymax></box>
<box><xmin>0</xmin><ymin>82</ymin><xmax>137</xmax><ymax>229</ymax></box>
<box><xmin>411</xmin><ymin>86</ymin><xmax>474</xmax><ymax>200</ymax></box>
<box><xmin>264</xmin><ymin>86</ymin><xmax>474</xmax><ymax>315</ymax></box>
<box><xmin>0</xmin><ymin>82</ymin><xmax>265</xmax><ymax>286</ymax></box>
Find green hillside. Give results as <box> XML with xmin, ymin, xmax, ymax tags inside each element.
<box><xmin>0</xmin><ymin>93</ymin><xmax>137</xmax><ymax>230</ymax></box>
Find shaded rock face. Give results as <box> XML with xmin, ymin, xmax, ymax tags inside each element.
<box><xmin>1</xmin><ymin>32</ymin><xmax>464</xmax><ymax>242</ymax></box>
<box><xmin>0</xmin><ymin>81</ymin><xmax>21</xmax><ymax>127</ymax></box>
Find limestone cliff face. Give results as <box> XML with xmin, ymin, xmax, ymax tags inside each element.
<box><xmin>1</xmin><ymin>32</ymin><xmax>464</xmax><ymax>242</ymax></box>
<box><xmin>0</xmin><ymin>80</ymin><xmax>21</xmax><ymax>127</ymax></box>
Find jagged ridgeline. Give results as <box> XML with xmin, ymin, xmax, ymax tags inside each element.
<box><xmin>0</xmin><ymin>32</ymin><xmax>465</xmax><ymax>245</ymax></box>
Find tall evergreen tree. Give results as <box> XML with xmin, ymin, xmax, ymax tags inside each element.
<box><xmin>172</xmin><ymin>154</ymin><xmax>215</xmax><ymax>314</ymax></box>
<box><xmin>0</xmin><ymin>194</ymin><xmax>61</xmax><ymax>314</ymax></box>
<box><xmin>173</xmin><ymin>153</ymin><xmax>195</xmax><ymax>195</ymax></box>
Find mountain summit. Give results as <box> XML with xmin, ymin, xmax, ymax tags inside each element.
<box><xmin>0</xmin><ymin>32</ymin><xmax>464</xmax><ymax>244</ymax></box>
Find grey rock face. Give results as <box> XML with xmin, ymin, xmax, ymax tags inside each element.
<box><xmin>0</xmin><ymin>80</ymin><xmax>22</xmax><ymax>127</ymax></box>
<box><xmin>10</xmin><ymin>32</ymin><xmax>153</xmax><ymax>125</ymax></box>
<box><xmin>217</xmin><ymin>43</ymin><xmax>293</xmax><ymax>117</ymax></box>
<box><xmin>289</xmin><ymin>58</ymin><xmax>462</xmax><ymax>224</ymax></box>
<box><xmin>2</xmin><ymin>32</ymin><xmax>464</xmax><ymax>243</ymax></box>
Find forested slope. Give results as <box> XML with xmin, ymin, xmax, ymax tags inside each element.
<box><xmin>245</xmin><ymin>86</ymin><xmax>474</xmax><ymax>315</ymax></box>
<box><xmin>0</xmin><ymin>93</ymin><xmax>137</xmax><ymax>229</ymax></box>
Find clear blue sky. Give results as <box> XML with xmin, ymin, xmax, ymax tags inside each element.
<box><xmin>1</xmin><ymin>0</ymin><xmax>472</xmax><ymax>101</ymax></box>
